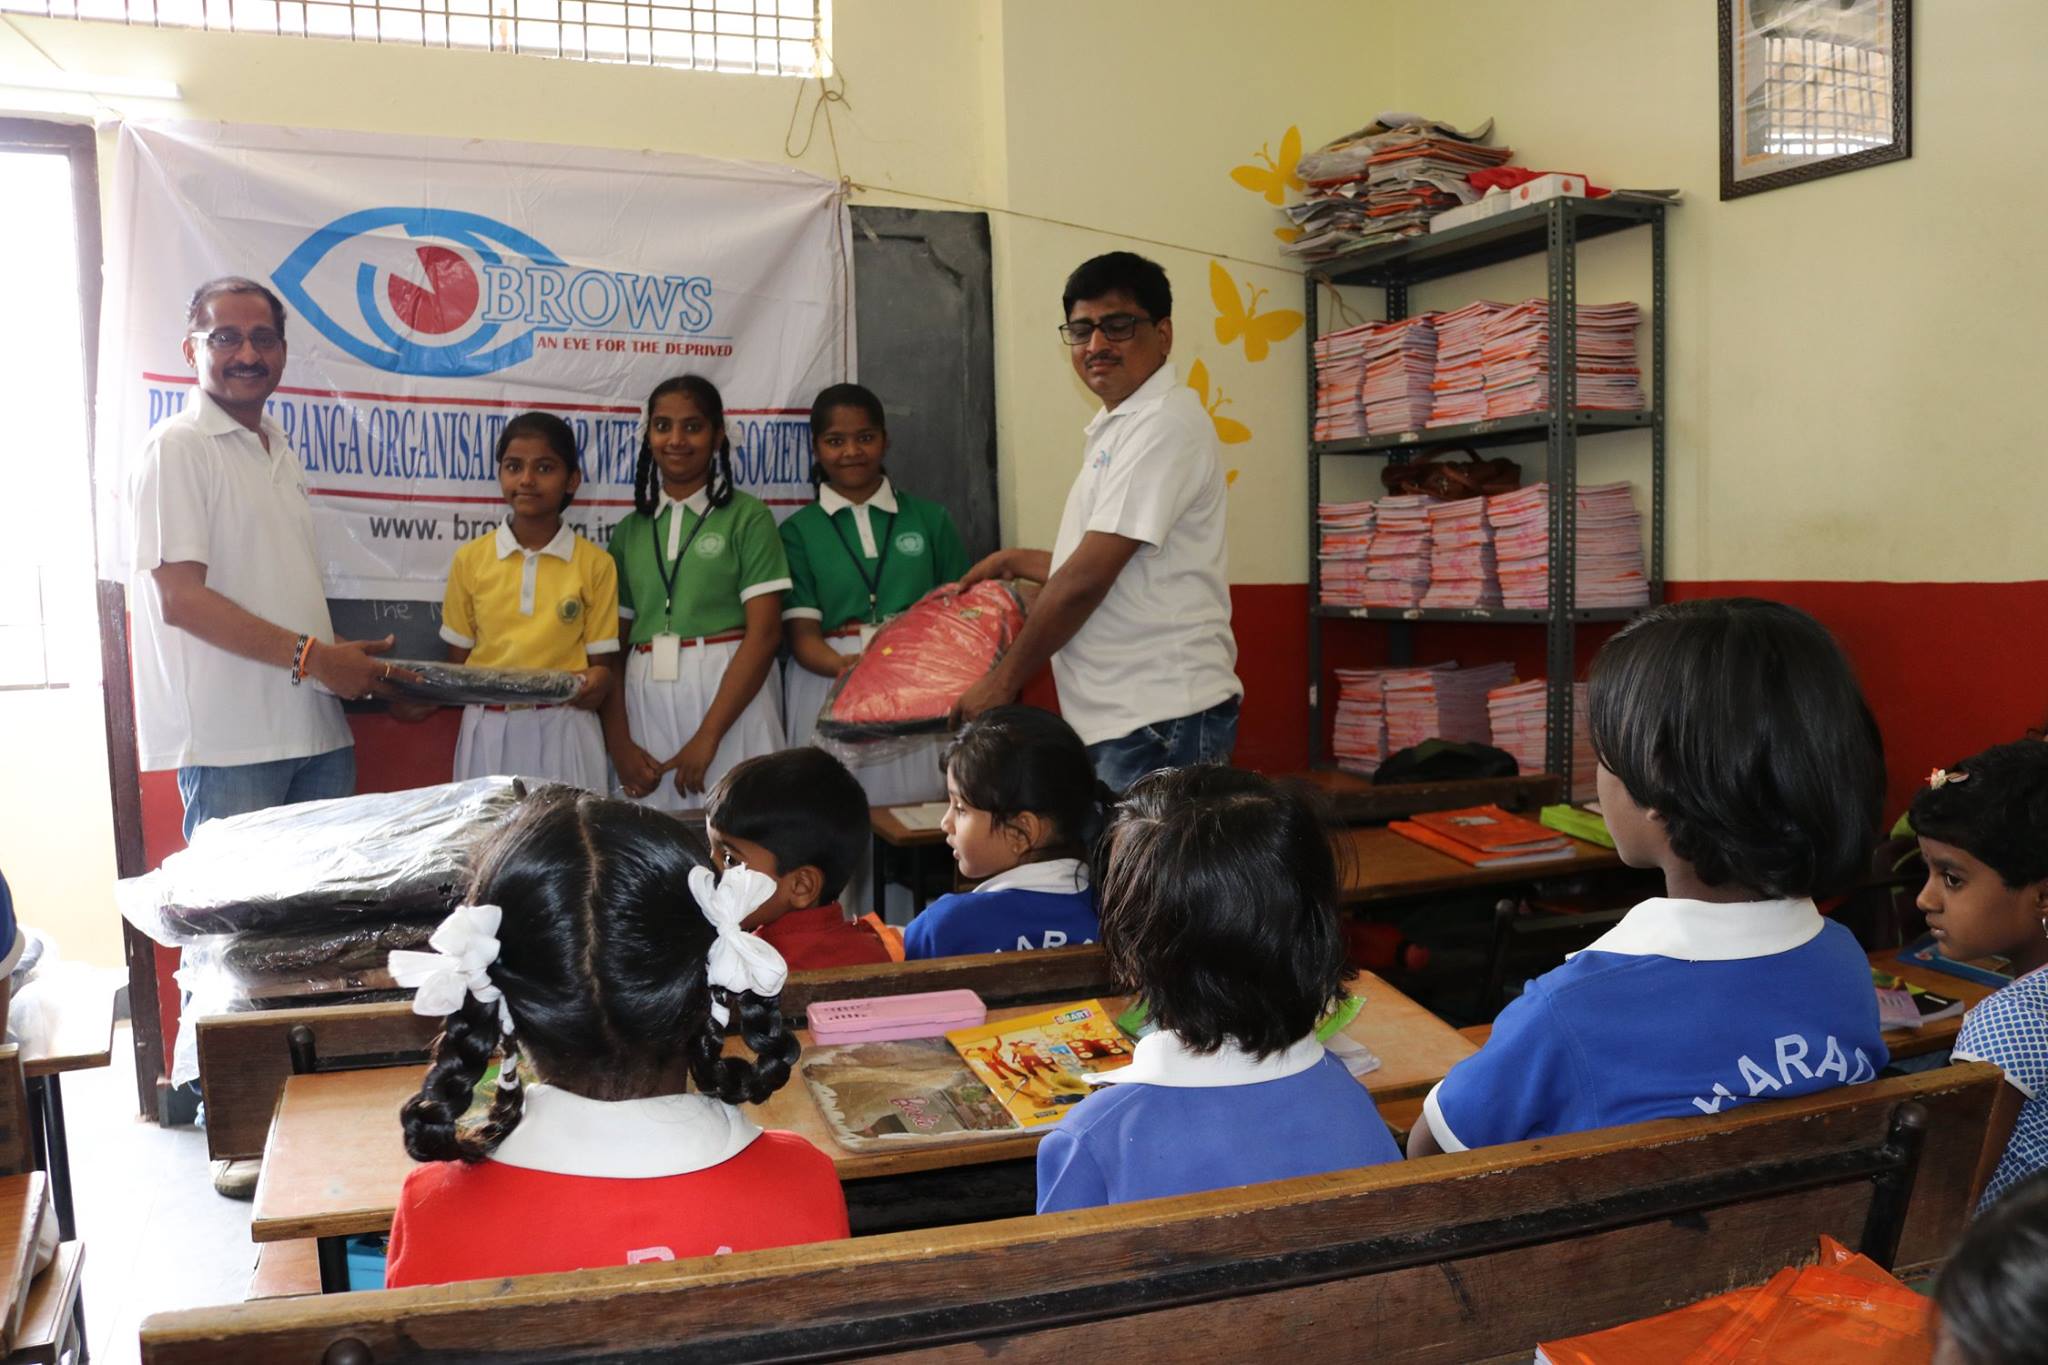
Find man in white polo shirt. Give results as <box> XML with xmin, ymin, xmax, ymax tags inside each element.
<box><xmin>956</xmin><ymin>252</ymin><xmax>1240</xmax><ymax>790</ymax></box>
<box><xmin>131</xmin><ymin>277</ymin><xmax>406</xmax><ymax>840</ymax></box>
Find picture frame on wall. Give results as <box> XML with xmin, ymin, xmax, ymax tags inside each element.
<box><xmin>1719</xmin><ymin>0</ymin><xmax>1911</xmax><ymax>199</ymax></box>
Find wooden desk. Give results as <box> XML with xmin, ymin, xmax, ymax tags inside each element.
<box><xmin>0</xmin><ymin>1173</ymin><xmax>47</xmax><ymax>1354</ymax></box>
<box><xmin>1873</xmin><ymin>947</ymin><xmax>1998</xmax><ymax>1061</ymax></box>
<box><xmin>869</xmin><ymin>803</ymin><xmax>949</xmax><ymax>918</ymax></box>
<box><xmin>252</xmin><ymin>972</ymin><xmax>1474</xmax><ymax>1290</ymax></box>
<box><xmin>1336</xmin><ymin>824</ymin><xmax>1622</xmax><ymax>905</ymax></box>
<box><xmin>16</xmin><ymin>968</ymin><xmax>120</xmax><ymax>1243</ymax></box>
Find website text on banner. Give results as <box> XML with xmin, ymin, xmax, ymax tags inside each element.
<box><xmin>95</xmin><ymin>121</ymin><xmax>854</xmax><ymax>599</ymax></box>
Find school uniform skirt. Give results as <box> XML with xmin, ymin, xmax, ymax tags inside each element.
<box><xmin>619</xmin><ymin>636</ymin><xmax>785</xmax><ymax>812</ymax></box>
<box><xmin>784</xmin><ymin>630</ymin><xmax>946</xmax><ymax>807</ymax></box>
<box><xmin>454</xmin><ymin>704</ymin><xmax>608</xmax><ymax>793</ymax></box>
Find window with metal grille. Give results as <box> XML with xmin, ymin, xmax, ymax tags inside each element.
<box><xmin>0</xmin><ymin>0</ymin><xmax>825</xmax><ymax>75</ymax></box>
<box><xmin>1751</xmin><ymin>4</ymin><xmax>1892</xmax><ymax>158</ymax></box>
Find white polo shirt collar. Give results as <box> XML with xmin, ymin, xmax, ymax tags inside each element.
<box><xmin>657</xmin><ymin>486</ymin><xmax>713</xmax><ymax>562</ymax></box>
<box><xmin>191</xmin><ymin>389</ymin><xmax>293</xmax><ymax>480</ymax></box>
<box><xmin>489</xmin><ymin>1083</ymin><xmax>763</xmax><ymax>1178</ymax></box>
<box><xmin>1103</xmin><ymin>1029</ymin><xmax>1326</xmax><ymax>1089</ymax></box>
<box><xmin>973</xmin><ymin>857</ymin><xmax>1090</xmax><ymax>896</ymax></box>
<box><xmin>818</xmin><ymin>477</ymin><xmax>899</xmax><ymax>559</ymax></box>
<box><xmin>1573</xmin><ymin>897</ymin><xmax>1825</xmax><ymax>962</ymax></box>
<box><xmin>492</xmin><ymin>519</ymin><xmax>576</xmax><ymax>617</ymax></box>
<box><xmin>1083</xmin><ymin>360</ymin><xmax>1177</xmax><ymax>439</ymax></box>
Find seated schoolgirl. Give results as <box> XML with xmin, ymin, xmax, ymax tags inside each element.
<box><xmin>1409</xmin><ymin>598</ymin><xmax>1890</xmax><ymax>1158</ymax></box>
<box><xmin>1036</xmin><ymin>767</ymin><xmax>1401</xmax><ymax>1213</ymax></box>
<box><xmin>903</xmin><ymin>706</ymin><xmax>1107</xmax><ymax>960</ymax></box>
<box><xmin>383</xmin><ymin>789</ymin><xmax>847</xmax><ymax>1286</ymax></box>
<box><xmin>704</xmin><ymin>748</ymin><xmax>903</xmax><ymax>970</ymax></box>
<box><xmin>1911</xmin><ymin>740</ymin><xmax>2048</xmax><ymax>1211</ymax></box>
<box><xmin>413</xmin><ymin>412</ymin><xmax>620</xmax><ymax>789</ymax></box>
<box><xmin>1933</xmin><ymin>1168</ymin><xmax>2048</xmax><ymax>1364</ymax></box>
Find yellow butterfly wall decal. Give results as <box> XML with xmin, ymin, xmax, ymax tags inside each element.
<box><xmin>1188</xmin><ymin>358</ymin><xmax>1252</xmax><ymax>446</ymax></box>
<box><xmin>1274</xmin><ymin>226</ymin><xmax>1304</xmax><ymax>245</ymax></box>
<box><xmin>1227</xmin><ymin>469</ymin><xmax>1241</xmax><ymax>486</ymax></box>
<box><xmin>1230</xmin><ymin>126</ymin><xmax>1305</xmax><ymax>206</ymax></box>
<box><xmin>1210</xmin><ymin>262</ymin><xmax>1303</xmax><ymax>364</ymax></box>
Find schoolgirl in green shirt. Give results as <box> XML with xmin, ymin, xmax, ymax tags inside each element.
<box><xmin>602</xmin><ymin>375</ymin><xmax>791</xmax><ymax>811</ymax></box>
<box><xmin>781</xmin><ymin>383</ymin><xmax>969</xmax><ymax>811</ymax></box>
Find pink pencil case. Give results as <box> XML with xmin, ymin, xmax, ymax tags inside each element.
<box><xmin>808</xmin><ymin>990</ymin><xmax>988</xmax><ymax>1045</ymax></box>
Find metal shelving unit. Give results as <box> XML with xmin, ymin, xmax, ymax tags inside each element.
<box><xmin>1305</xmin><ymin>194</ymin><xmax>1670</xmax><ymax>792</ymax></box>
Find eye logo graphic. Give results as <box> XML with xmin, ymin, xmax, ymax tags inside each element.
<box><xmin>273</xmin><ymin>208</ymin><xmax>567</xmax><ymax>378</ymax></box>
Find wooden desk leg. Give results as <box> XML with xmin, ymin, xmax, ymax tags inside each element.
<box><xmin>317</xmin><ymin>1235</ymin><xmax>351</xmax><ymax>1294</ymax></box>
<box><xmin>27</xmin><ymin>1074</ymin><xmax>75</xmax><ymax>1240</ymax></box>
<box><xmin>872</xmin><ymin>832</ymin><xmax>887</xmax><ymax>920</ymax></box>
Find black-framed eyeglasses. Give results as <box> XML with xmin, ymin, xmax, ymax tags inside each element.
<box><xmin>191</xmin><ymin>327</ymin><xmax>284</xmax><ymax>353</ymax></box>
<box><xmin>1058</xmin><ymin>313</ymin><xmax>1153</xmax><ymax>346</ymax></box>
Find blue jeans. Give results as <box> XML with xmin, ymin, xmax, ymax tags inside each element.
<box><xmin>177</xmin><ymin>746</ymin><xmax>356</xmax><ymax>841</ymax></box>
<box><xmin>1086</xmin><ymin>696</ymin><xmax>1241</xmax><ymax>793</ymax></box>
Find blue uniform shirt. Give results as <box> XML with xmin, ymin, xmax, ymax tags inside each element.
<box><xmin>903</xmin><ymin>859</ymin><xmax>1099</xmax><ymax>961</ymax></box>
<box><xmin>1425</xmin><ymin>897</ymin><xmax>1887</xmax><ymax>1152</ymax></box>
<box><xmin>1953</xmin><ymin>966</ymin><xmax>2048</xmax><ymax>1210</ymax></box>
<box><xmin>1036</xmin><ymin>1031</ymin><xmax>1402</xmax><ymax>1213</ymax></box>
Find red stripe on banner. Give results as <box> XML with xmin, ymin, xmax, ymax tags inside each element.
<box><xmin>138</xmin><ymin>372</ymin><xmax>808</xmax><ymax>416</ymax></box>
<box><xmin>307</xmin><ymin>487</ymin><xmax>811</xmax><ymax>507</ymax></box>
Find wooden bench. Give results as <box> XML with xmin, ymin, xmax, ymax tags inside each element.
<box><xmin>142</xmin><ymin>1063</ymin><xmax>2003</xmax><ymax>1364</ymax></box>
<box><xmin>200</xmin><ymin>945</ymin><xmax>1124</xmax><ymax>1161</ymax></box>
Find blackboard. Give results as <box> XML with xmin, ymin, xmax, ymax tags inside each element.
<box><xmin>329</xmin><ymin>205</ymin><xmax>999</xmax><ymax>662</ymax></box>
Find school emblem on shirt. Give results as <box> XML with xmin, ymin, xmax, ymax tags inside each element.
<box><xmin>695</xmin><ymin>532</ymin><xmax>728</xmax><ymax>559</ymax></box>
<box><xmin>557</xmin><ymin>597</ymin><xmax>582</xmax><ymax>624</ymax></box>
<box><xmin>894</xmin><ymin>531</ymin><xmax>927</xmax><ymax>556</ymax></box>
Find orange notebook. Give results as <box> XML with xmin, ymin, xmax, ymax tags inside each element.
<box><xmin>1410</xmin><ymin>804</ymin><xmax>1571</xmax><ymax>854</ymax></box>
<box><xmin>1391</xmin><ymin>819</ymin><xmax>1576</xmax><ymax>868</ymax></box>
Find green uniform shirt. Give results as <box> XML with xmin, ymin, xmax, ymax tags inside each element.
<box><xmin>780</xmin><ymin>481</ymin><xmax>969</xmax><ymax>631</ymax></box>
<box><xmin>610</xmin><ymin>489</ymin><xmax>792</xmax><ymax>644</ymax></box>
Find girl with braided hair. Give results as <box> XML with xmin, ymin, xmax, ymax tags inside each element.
<box><xmin>383</xmin><ymin>787</ymin><xmax>846</xmax><ymax>1287</ymax></box>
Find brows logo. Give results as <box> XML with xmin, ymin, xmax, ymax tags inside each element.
<box><xmin>273</xmin><ymin>208</ymin><xmax>565</xmax><ymax>378</ymax></box>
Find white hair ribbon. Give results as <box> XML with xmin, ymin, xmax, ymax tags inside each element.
<box><xmin>688</xmin><ymin>865</ymin><xmax>788</xmax><ymax>1026</ymax></box>
<box><xmin>389</xmin><ymin>903</ymin><xmax>515</xmax><ymax>1035</ymax></box>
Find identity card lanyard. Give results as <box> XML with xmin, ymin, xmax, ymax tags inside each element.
<box><xmin>829</xmin><ymin>506</ymin><xmax>895</xmax><ymax>646</ymax></box>
<box><xmin>650</xmin><ymin>503</ymin><xmax>710</xmax><ymax>683</ymax></box>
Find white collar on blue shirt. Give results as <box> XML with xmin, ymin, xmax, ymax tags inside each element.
<box><xmin>488</xmin><ymin>1083</ymin><xmax>763</xmax><ymax>1178</ymax></box>
<box><xmin>971</xmin><ymin>857</ymin><xmax>1090</xmax><ymax>896</ymax></box>
<box><xmin>1083</xmin><ymin>360</ymin><xmax>1179</xmax><ymax>438</ymax></box>
<box><xmin>1102</xmin><ymin>1029</ymin><xmax>1326</xmax><ymax>1089</ymax></box>
<box><xmin>818</xmin><ymin>476</ymin><xmax>898</xmax><ymax>519</ymax></box>
<box><xmin>1572</xmin><ymin>896</ymin><xmax>1825</xmax><ymax>963</ymax></box>
<box><xmin>493</xmin><ymin>519</ymin><xmax>576</xmax><ymax>561</ymax></box>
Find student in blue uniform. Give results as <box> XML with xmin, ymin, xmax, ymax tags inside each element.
<box><xmin>903</xmin><ymin>706</ymin><xmax>1108</xmax><ymax>961</ymax></box>
<box><xmin>1409</xmin><ymin>599</ymin><xmax>1890</xmax><ymax>1158</ymax></box>
<box><xmin>1911</xmin><ymin>740</ymin><xmax>2048</xmax><ymax>1211</ymax></box>
<box><xmin>1036</xmin><ymin>767</ymin><xmax>1400</xmax><ymax>1213</ymax></box>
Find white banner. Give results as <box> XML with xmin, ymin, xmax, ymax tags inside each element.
<box><xmin>96</xmin><ymin>121</ymin><xmax>853</xmax><ymax>599</ymax></box>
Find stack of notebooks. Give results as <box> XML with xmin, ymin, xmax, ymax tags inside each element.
<box><xmin>1360</xmin><ymin>493</ymin><xmax>1436</xmax><ymax>607</ymax></box>
<box><xmin>1284</xmin><ymin>115</ymin><xmax>1511</xmax><ymax>262</ymax></box>
<box><xmin>1426</xmin><ymin>300</ymin><xmax>1504</xmax><ymax>427</ymax></box>
<box><xmin>1316</xmin><ymin>500</ymin><xmax>1377</xmax><ymax>608</ymax></box>
<box><xmin>1487</xmin><ymin>679</ymin><xmax>1597</xmax><ymax>802</ymax></box>
<box><xmin>1331</xmin><ymin>666</ymin><xmax>1400</xmax><ymax>774</ymax></box>
<box><xmin>1870</xmin><ymin>969</ymin><xmax>1965</xmax><ymax>1032</ymax></box>
<box><xmin>1478</xmin><ymin>300</ymin><xmax>1646</xmax><ymax>419</ymax></box>
<box><xmin>1487</xmin><ymin>481</ymin><xmax>1649</xmax><ymax>610</ymax></box>
<box><xmin>1361</xmin><ymin>314</ymin><xmax>1440</xmax><ymax>433</ymax></box>
<box><xmin>1311</xmin><ymin>322</ymin><xmax>1373</xmax><ymax>441</ymax></box>
<box><xmin>1419</xmin><ymin>497</ymin><xmax>1499</xmax><ymax>608</ymax></box>
<box><xmin>1382</xmin><ymin>661</ymin><xmax>1514</xmax><ymax>753</ymax></box>
<box><xmin>1391</xmin><ymin>804</ymin><xmax>1576</xmax><ymax>869</ymax></box>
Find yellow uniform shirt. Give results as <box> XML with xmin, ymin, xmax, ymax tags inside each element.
<box><xmin>440</xmin><ymin>521</ymin><xmax>621</xmax><ymax>673</ymax></box>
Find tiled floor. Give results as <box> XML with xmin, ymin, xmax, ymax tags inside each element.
<box><xmin>65</xmin><ymin>1023</ymin><xmax>252</xmax><ymax>1365</ymax></box>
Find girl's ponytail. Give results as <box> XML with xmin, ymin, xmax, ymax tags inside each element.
<box><xmin>687</xmin><ymin>986</ymin><xmax>799</xmax><ymax>1105</ymax></box>
<box><xmin>707</xmin><ymin>436</ymin><xmax>736</xmax><ymax>510</ymax></box>
<box><xmin>400</xmin><ymin>995</ymin><xmax>529</xmax><ymax>1164</ymax></box>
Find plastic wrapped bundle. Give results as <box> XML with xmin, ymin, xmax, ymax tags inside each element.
<box><xmin>382</xmin><ymin>659</ymin><xmax>581</xmax><ymax>707</ymax></box>
<box><xmin>816</xmin><ymin>582</ymin><xmax>1033</xmax><ymax>745</ymax></box>
<box><xmin>117</xmin><ymin>776</ymin><xmax>524</xmax><ymax>945</ymax></box>
<box><xmin>216</xmin><ymin>916</ymin><xmax>439</xmax><ymax>996</ymax></box>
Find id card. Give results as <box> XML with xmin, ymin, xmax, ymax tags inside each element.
<box><xmin>650</xmin><ymin>633</ymin><xmax>682</xmax><ymax>682</ymax></box>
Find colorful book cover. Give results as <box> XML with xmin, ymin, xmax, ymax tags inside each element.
<box><xmin>1391</xmin><ymin>819</ymin><xmax>1576</xmax><ymax>868</ymax></box>
<box><xmin>946</xmin><ymin>1000</ymin><xmax>1135</xmax><ymax>1128</ymax></box>
<box><xmin>1871</xmin><ymin>969</ymin><xmax>1965</xmax><ymax>1030</ymax></box>
<box><xmin>1411</xmin><ymin>804</ymin><xmax>1569</xmax><ymax>854</ymax></box>
<box><xmin>800</xmin><ymin>1038</ymin><xmax>1021</xmax><ymax>1152</ymax></box>
<box><xmin>1898</xmin><ymin>933</ymin><xmax>2014</xmax><ymax>989</ymax></box>
<box><xmin>1540</xmin><ymin>803</ymin><xmax>1615</xmax><ymax>849</ymax></box>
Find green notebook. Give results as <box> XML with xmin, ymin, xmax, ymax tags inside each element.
<box><xmin>1115</xmin><ymin>993</ymin><xmax>1364</xmax><ymax>1043</ymax></box>
<box><xmin>1541</xmin><ymin>803</ymin><xmax>1615</xmax><ymax>849</ymax></box>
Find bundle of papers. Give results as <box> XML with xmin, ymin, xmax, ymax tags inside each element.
<box><xmin>1316</xmin><ymin>500</ymin><xmax>1377</xmax><ymax>608</ymax></box>
<box><xmin>1480</xmin><ymin>300</ymin><xmax>1645</xmax><ymax>419</ymax></box>
<box><xmin>1487</xmin><ymin>482</ymin><xmax>1649</xmax><ymax>610</ymax></box>
<box><xmin>1331</xmin><ymin>666</ymin><xmax>1398</xmax><ymax>775</ymax></box>
<box><xmin>1362</xmin><ymin>314</ymin><xmax>1440</xmax><ymax>434</ymax></box>
<box><xmin>1285</xmin><ymin>114</ymin><xmax>1512</xmax><ymax>262</ymax></box>
<box><xmin>1312</xmin><ymin>322</ymin><xmax>1373</xmax><ymax>441</ymax></box>
<box><xmin>1420</xmin><ymin>497</ymin><xmax>1499</xmax><ymax>609</ymax></box>
<box><xmin>1383</xmin><ymin>661</ymin><xmax>1514</xmax><ymax>753</ymax></box>
<box><xmin>1486</xmin><ymin>679</ymin><xmax>1597</xmax><ymax>802</ymax></box>
<box><xmin>1361</xmin><ymin>493</ymin><xmax>1436</xmax><ymax>608</ymax></box>
<box><xmin>1426</xmin><ymin>301</ymin><xmax>1505</xmax><ymax>427</ymax></box>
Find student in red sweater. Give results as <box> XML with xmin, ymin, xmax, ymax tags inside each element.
<box><xmin>705</xmin><ymin>748</ymin><xmax>904</xmax><ymax>968</ymax></box>
<box><xmin>384</xmin><ymin>789</ymin><xmax>848</xmax><ymax>1287</ymax></box>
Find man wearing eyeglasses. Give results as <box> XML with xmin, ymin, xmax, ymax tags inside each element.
<box><xmin>129</xmin><ymin>276</ymin><xmax>408</xmax><ymax>843</ymax></box>
<box><xmin>955</xmin><ymin>252</ymin><xmax>1239</xmax><ymax>789</ymax></box>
